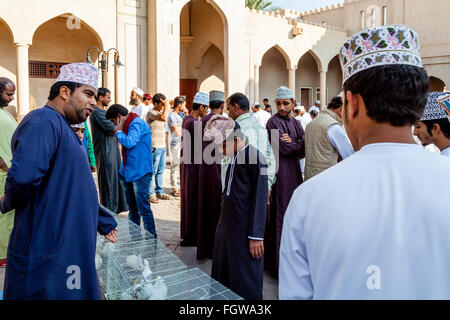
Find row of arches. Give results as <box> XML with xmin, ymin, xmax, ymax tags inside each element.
<box><xmin>0</xmin><ymin>14</ymin><xmax>103</xmax><ymax>116</ymax></box>
<box><xmin>177</xmin><ymin>0</ymin><xmax>337</xmax><ymax>110</ymax></box>
<box><xmin>1</xmin><ymin>0</ymin><xmax>447</xmax><ymax>118</ymax></box>
<box><xmin>176</xmin><ymin>0</ymin><xmax>447</xmax><ymax>110</ymax></box>
<box><xmin>257</xmin><ymin>46</ymin><xmax>447</xmax><ymax>108</ymax></box>
<box><xmin>259</xmin><ymin>46</ymin><xmax>343</xmax><ymax>107</ymax></box>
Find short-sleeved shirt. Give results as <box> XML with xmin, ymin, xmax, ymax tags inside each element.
<box><xmin>146</xmin><ymin>109</ymin><xmax>166</xmax><ymax>149</ymax></box>
<box><xmin>130</xmin><ymin>103</ymin><xmax>150</xmax><ymax>119</ymax></box>
<box><xmin>168</xmin><ymin>112</ymin><xmax>182</xmax><ymax>146</ymax></box>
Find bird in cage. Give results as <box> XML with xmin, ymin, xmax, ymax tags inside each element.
<box><xmin>142</xmin><ymin>259</ymin><xmax>153</xmax><ymax>281</ymax></box>
<box><xmin>101</xmin><ymin>242</ymin><xmax>115</xmax><ymax>258</ymax></box>
<box><xmin>126</xmin><ymin>255</ymin><xmax>145</xmax><ymax>271</ymax></box>
<box><xmin>95</xmin><ymin>254</ymin><xmax>102</xmax><ymax>270</ymax></box>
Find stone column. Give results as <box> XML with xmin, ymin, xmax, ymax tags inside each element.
<box><xmin>288</xmin><ymin>67</ymin><xmax>296</xmax><ymax>99</ymax></box>
<box><xmin>320</xmin><ymin>70</ymin><xmax>327</xmax><ymax>111</ymax></box>
<box><xmin>254</xmin><ymin>64</ymin><xmax>260</xmax><ymax>104</ymax></box>
<box><xmin>15</xmin><ymin>43</ymin><xmax>30</xmax><ymax>121</ymax></box>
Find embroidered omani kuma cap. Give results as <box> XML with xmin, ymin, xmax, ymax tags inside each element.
<box><xmin>339</xmin><ymin>25</ymin><xmax>423</xmax><ymax>84</ymax></box>
<box><xmin>209</xmin><ymin>90</ymin><xmax>225</xmax><ymax>103</ymax></box>
<box><xmin>421</xmin><ymin>92</ymin><xmax>450</xmax><ymax>122</ymax></box>
<box><xmin>193</xmin><ymin>92</ymin><xmax>210</xmax><ymax>106</ymax></box>
<box><xmin>56</xmin><ymin>63</ymin><xmax>99</xmax><ymax>89</ymax></box>
<box><xmin>70</xmin><ymin>123</ymin><xmax>85</xmax><ymax>129</ymax></box>
<box><xmin>275</xmin><ymin>86</ymin><xmax>294</xmax><ymax>100</ymax></box>
<box><xmin>204</xmin><ymin>115</ymin><xmax>236</xmax><ymax>144</ymax></box>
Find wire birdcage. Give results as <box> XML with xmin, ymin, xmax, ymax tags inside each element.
<box><xmin>97</xmin><ymin>215</ymin><xmax>242</xmax><ymax>300</ymax></box>
<box><xmin>95</xmin><ymin>215</ymin><xmax>154</xmax><ymax>289</ymax></box>
<box><xmin>106</xmin><ymin>238</ymin><xmax>187</xmax><ymax>292</ymax></box>
<box><xmin>106</xmin><ymin>268</ymin><xmax>243</xmax><ymax>300</ymax></box>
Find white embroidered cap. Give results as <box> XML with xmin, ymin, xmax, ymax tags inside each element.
<box><xmin>309</xmin><ymin>106</ymin><xmax>320</xmax><ymax>114</ymax></box>
<box><xmin>193</xmin><ymin>92</ymin><xmax>210</xmax><ymax>106</ymax></box>
<box><xmin>70</xmin><ymin>123</ymin><xmax>85</xmax><ymax>129</ymax></box>
<box><xmin>204</xmin><ymin>114</ymin><xmax>236</xmax><ymax>144</ymax></box>
<box><xmin>339</xmin><ymin>25</ymin><xmax>423</xmax><ymax>84</ymax></box>
<box><xmin>421</xmin><ymin>92</ymin><xmax>450</xmax><ymax>122</ymax></box>
<box><xmin>275</xmin><ymin>86</ymin><xmax>294</xmax><ymax>100</ymax></box>
<box><xmin>56</xmin><ymin>63</ymin><xmax>99</xmax><ymax>89</ymax></box>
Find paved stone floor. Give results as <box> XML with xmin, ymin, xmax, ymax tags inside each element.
<box><xmin>0</xmin><ymin>167</ymin><xmax>278</xmax><ymax>300</ymax></box>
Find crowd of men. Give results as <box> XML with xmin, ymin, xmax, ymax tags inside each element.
<box><xmin>0</xmin><ymin>23</ymin><xmax>450</xmax><ymax>300</ymax></box>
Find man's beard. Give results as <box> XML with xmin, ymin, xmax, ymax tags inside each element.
<box><xmin>0</xmin><ymin>99</ymin><xmax>9</xmax><ymax>108</ymax></box>
<box><xmin>278</xmin><ymin>110</ymin><xmax>291</xmax><ymax>118</ymax></box>
<box><xmin>130</xmin><ymin>99</ymin><xmax>138</xmax><ymax>106</ymax></box>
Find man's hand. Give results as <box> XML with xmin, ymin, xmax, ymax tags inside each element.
<box><xmin>161</xmin><ymin>99</ymin><xmax>169</xmax><ymax>110</ymax></box>
<box><xmin>249</xmin><ymin>240</ymin><xmax>264</xmax><ymax>259</ymax></box>
<box><xmin>268</xmin><ymin>191</ymin><xmax>271</xmax><ymax>205</ymax></box>
<box><xmin>281</xmin><ymin>134</ymin><xmax>292</xmax><ymax>143</ymax></box>
<box><xmin>0</xmin><ymin>194</ymin><xmax>5</xmax><ymax>214</ymax></box>
<box><xmin>105</xmin><ymin>227</ymin><xmax>118</xmax><ymax>243</ymax></box>
<box><xmin>0</xmin><ymin>157</ymin><xmax>8</xmax><ymax>173</ymax></box>
<box><xmin>116</xmin><ymin>116</ymin><xmax>127</xmax><ymax>132</ymax></box>
<box><xmin>91</xmin><ymin>166</ymin><xmax>96</xmax><ymax>173</ymax></box>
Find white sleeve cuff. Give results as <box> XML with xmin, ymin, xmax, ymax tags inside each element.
<box><xmin>248</xmin><ymin>236</ymin><xmax>264</xmax><ymax>241</ymax></box>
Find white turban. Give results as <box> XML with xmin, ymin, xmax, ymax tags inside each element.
<box><xmin>132</xmin><ymin>87</ymin><xmax>144</xmax><ymax>98</ymax></box>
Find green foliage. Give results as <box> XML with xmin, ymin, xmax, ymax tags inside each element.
<box><xmin>245</xmin><ymin>0</ymin><xmax>273</xmax><ymax>11</ymax></box>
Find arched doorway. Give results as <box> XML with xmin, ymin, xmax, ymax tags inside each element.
<box><xmin>0</xmin><ymin>18</ymin><xmax>17</xmax><ymax>117</ymax></box>
<box><xmin>179</xmin><ymin>0</ymin><xmax>226</xmax><ymax>111</ymax></box>
<box><xmin>29</xmin><ymin>14</ymin><xmax>103</xmax><ymax>107</ymax></box>
<box><xmin>326</xmin><ymin>55</ymin><xmax>343</xmax><ymax>103</ymax></box>
<box><xmin>259</xmin><ymin>46</ymin><xmax>289</xmax><ymax>109</ymax></box>
<box><xmin>296</xmin><ymin>51</ymin><xmax>320</xmax><ymax>109</ymax></box>
<box><xmin>198</xmin><ymin>44</ymin><xmax>225</xmax><ymax>93</ymax></box>
<box><xmin>0</xmin><ymin>19</ymin><xmax>16</xmax><ymax>81</ymax></box>
<box><xmin>429</xmin><ymin>76</ymin><xmax>446</xmax><ymax>92</ymax></box>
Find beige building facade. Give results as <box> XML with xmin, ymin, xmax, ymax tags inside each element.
<box><xmin>0</xmin><ymin>0</ymin><xmax>448</xmax><ymax>120</ymax></box>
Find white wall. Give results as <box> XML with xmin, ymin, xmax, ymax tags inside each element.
<box><xmin>117</xmin><ymin>0</ymin><xmax>148</xmax><ymax>106</ymax></box>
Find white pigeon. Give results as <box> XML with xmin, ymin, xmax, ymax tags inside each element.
<box><xmin>150</xmin><ymin>277</ymin><xmax>168</xmax><ymax>300</ymax></box>
<box><xmin>95</xmin><ymin>254</ymin><xmax>102</xmax><ymax>270</ymax></box>
<box><xmin>126</xmin><ymin>255</ymin><xmax>144</xmax><ymax>271</ymax></box>
<box><xmin>142</xmin><ymin>259</ymin><xmax>153</xmax><ymax>281</ymax></box>
<box><xmin>101</xmin><ymin>242</ymin><xmax>115</xmax><ymax>258</ymax></box>
<box><xmin>141</xmin><ymin>282</ymin><xmax>154</xmax><ymax>300</ymax></box>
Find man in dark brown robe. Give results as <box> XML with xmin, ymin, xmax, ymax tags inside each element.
<box><xmin>196</xmin><ymin>90</ymin><xmax>225</xmax><ymax>260</ymax></box>
<box><xmin>265</xmin><ymin>86</ymin><xmax>305</xmax><ymax>278</ymax></box>
<box><xmin>180</xmin><ymin>93</ymin><xmax>209</xmax><ymax>246</ymax></box>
